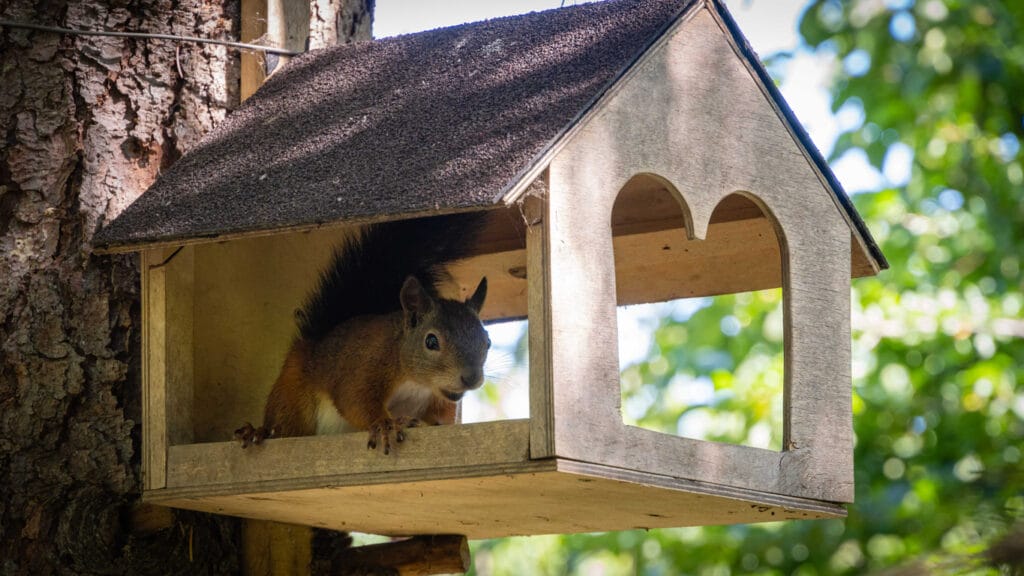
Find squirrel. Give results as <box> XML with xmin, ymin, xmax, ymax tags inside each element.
<box><xmin>235</xmin><ymin>212</ymin><xmax>491</xmax><ymax>454</ymax></box>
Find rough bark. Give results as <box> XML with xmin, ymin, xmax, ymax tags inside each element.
<box><xmin>308</xmin><ymin>0</ymin><xmax>373</xmax><ymax>49</ymax></box>
<box><xmin>0</xmin><ymin>0</ymin><xmax>240</xmax><ymax>573</ymax></box>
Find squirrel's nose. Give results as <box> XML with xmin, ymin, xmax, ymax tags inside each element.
<box><xmin>461</xmin><ymin>370</ymin><xmax>483</xmax><ymax>390</ymax></box>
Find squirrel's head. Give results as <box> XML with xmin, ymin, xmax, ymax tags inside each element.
<box><xmin>398</xmin><ymin>275</ymin><xmax>490</xmax><ymax>402</ymax></box>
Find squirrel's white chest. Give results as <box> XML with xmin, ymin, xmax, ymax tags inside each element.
<box><xmin>314</xmin><ymin>381</ymin><xmax>433</xmax><ymax>436</ymax></box>
<box><xmin>386</xmin><ymin>381</ymin><xmax>434</xmax><ymax>419</ymax></box>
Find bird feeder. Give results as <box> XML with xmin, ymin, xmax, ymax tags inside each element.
<box><xmin>94</xmin><ymin>0</ymin><xmax>886</xmax><ymax>539</ymax></box>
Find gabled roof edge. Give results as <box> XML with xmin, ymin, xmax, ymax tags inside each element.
<box><xmin>499</xmin><ymin>0</ymin><xmax>703</xmax><ymax>206</ymax></box>
<box><xmin>706</xmin><ymin>0</ymin><xmax>889</xmax><ymax>271</ymax></box>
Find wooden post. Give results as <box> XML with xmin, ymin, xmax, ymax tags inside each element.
<box><xmin>525</xmin><ymin>190</ymin><xmax>556</xmax><ymax>460</ymax></box>
<box><xmin>241</xmin><ymin>0</ymin><xmax>310</xmax><ymax>101</ymax></box>
<box><xmin>240</xmin><ymin>0</ymin><xmax>268</xmax><ymax>101</ymax></box>
<box><xmin>239</xmin><ymin>1</ymin><xmax>314</xmax><ymax>572</ymax></box>
<box><xmin>244</xmin><ymin>520</ymin><xmax>313</xmax><ymax>576</ymax></box>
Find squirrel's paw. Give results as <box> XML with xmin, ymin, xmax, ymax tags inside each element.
<box><xmin>234</xmin><ymin>422</ymin><xmax>272</xmax><ymax>448</ymax></box>
<box><xmin>366</xmin><ymin>416</ymin><xmax>420</xmax><ymax>455</ymax></box>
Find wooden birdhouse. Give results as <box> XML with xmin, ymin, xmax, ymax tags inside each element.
<box><xmin>94</xmin><ymin>0</ymin><xmax>886</xmax><ymax>538</ymax></box>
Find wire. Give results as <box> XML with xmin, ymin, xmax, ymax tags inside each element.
<box><xmin>0</xmin><ymin>19</ymin><xmax>302</xmax><ymax>56</ymax></box>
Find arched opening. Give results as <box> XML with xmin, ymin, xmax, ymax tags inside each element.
<box><xmin>612</xmin><ymin>175</ymin><xmax>786</xmax><ymax>450</ymax></box>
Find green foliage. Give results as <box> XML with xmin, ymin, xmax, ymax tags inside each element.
<box><xmin>801</xmin><ymin>1</ymin><xmax>1024</xmax><ymax>572</ymax></box>
<box><xmin>619</xmin><ymin>291</ymin><xmax>785</xmax><ymax>450</ymax></box>
<box><xmin>472</xmin><ymin>1</ymin><xmax>1023</xmax><ymax>573</ymax></box>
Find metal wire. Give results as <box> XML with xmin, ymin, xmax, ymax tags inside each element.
<box><xmin>0</xmin><ymin>19</ymin><xmax>302</xmax><ymax>56</ymax></box>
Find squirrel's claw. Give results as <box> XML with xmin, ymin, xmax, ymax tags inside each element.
<box><xmin>395</xmin><ymin>417</ymin><xmax>420</xmax><ymax>443</ymax></box>
<box><xmin>366</xmin><ymin>419</ymin><xmax>390</xmax><ymax>454</ymax></box>
<box><xmin>234</xmin><ymin>422</ymin><xmax>271</xmax><ymax>448</ymax></box>
<box><xmin>367</xmin><ymin>417</ymin><xmax>419</xmax><ymax>455</ymax></box>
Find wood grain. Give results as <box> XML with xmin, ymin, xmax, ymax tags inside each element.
<box><xmin>164</xmin><ymin>246</ymin><xmax>194</xmax><ymax>447</ymax></box>
<box><xmin>525</xmin><ymin>192</ymin><xmax>555</xmax><ymax>459</ymax></box>
<box><xmin>148</xmin><ymin>458</ymin><xmax>844</xmax><ymax>540</ymax></box>
<box><xmin>539</xmin><ymin>6</ymin><xmax>854</xmax><ymax>502</ymax></box>
<box><xmin>165</xmin><ymin>420</ymin><xmax>531</xmax><ymax>489</ymax></box>
<box><xmin>142</xmin><ymin>249</ymin><xmax>167</xmax><ymax>491</ymax></box>
<box><xmin>242</xmin><ymin>519</ymin><xmax>312</xmax><ymax>576</ymax></box>
<box><xmin>240</xmin><ymin>0</ymin><xmax>267</xmax><ymax>101</ymax></box>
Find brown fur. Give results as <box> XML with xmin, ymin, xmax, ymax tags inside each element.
<box><xmin>236</xmin><ymin>276</ymin><xmax>488</xmax><ymax>453</ymax></box>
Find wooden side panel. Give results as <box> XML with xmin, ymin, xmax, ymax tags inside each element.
<box><xmin>543</xmin><ymin>7</ymin><xmax>853</xmax><ymax>502</ymax></box>
<box><xmin>192</xmin><ymin>227</ymin><xmax>352</xmax><ymax>442</ymax></box>
<box><xmin>165</xmin><ymin>247</ymin><xmax>195</xmax><ymax>446</ymax></box>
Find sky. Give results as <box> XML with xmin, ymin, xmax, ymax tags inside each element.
<box><xmin>371</xmin><ymin>0</ymin><xmax>897</xmax><ymax>423</ymax></box>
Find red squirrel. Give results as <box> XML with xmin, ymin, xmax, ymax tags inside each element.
<box><xmin>235</xmin><ymin>213</ymin><xmax>491</xmax><ymax>454</ymax></box>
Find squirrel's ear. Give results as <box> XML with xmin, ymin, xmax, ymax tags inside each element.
<box><xmin>466</xmin><ymin>277</ymin><xmax>487</xmax><ymax>314</ymax></box>
<box><xmin>400</xmin><ymin>275</ymin><xmax>434</xmax><ymax>327</ymax></box>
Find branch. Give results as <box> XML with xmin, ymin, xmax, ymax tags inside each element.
<box><xmin>334</xmin><ymin>535</ymin><xmax>471</xmax><ymax>576</ymax></box>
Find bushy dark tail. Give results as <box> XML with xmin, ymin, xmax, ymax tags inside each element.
<box><xmin>297</xmin><ymin>211</ymin><xmax>489</xmax><ymax>342</ymax></box>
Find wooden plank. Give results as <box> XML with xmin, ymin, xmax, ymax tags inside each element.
<box><xmin>612</xmin><ymin>217</ymin><xmax>782</xmax><ymax>301</ymax></box>
<box><xmin>604</xmin><ymin>426</ymin><xmax>789</xmax><ymax>495</ymax></box>
<box><xmin>446</xmin><ymin>242</ymin><xmax>528</xmax><ymax>322</ymax></box>
<box><xmin>142</xmin><ymin>249</ymin><xmax>168</xmax><ymax>491</ymax></box>
<box><xmin>191</xmin><ymin>227</ymin><xmax>356</xmax><ymax>442</ymax></box>
<box><xmin>449</xmin><ymin>215</ymin><xmax>786</xmax><ymax>321</ymax></box>
<box><xmin>150</xmin><ymin>461</ymin><xmax>844</xmax><ymax>540</ymax></box>
<box><xmin>97</xmin><ymin>214</ymin><xmax>876</xmax><ymax>279</ymax></box>
<box><xmin>546</xmin><ymin>154</ymin><xmax>623</xmax><ymax>471</ymax></box>
<box><xmin>240</xmin><ymin>0</ymin><xmax>267</xmax><ymax>101</ymax></box>
<box><xmin>164</xmin><ymin>420</ymin><xmax>531</xmax><ymax>489</ymax></box>
<box><xmin>524</xmin><ymin>193</ymin><xmax>555</xmax><ymax>459</ymax></box>
<box><xmin>142</xmin><ymin>245</ymin><xmax>195</xmax><ymax>490</ymax></box>
<box><xmin>780</xmin><ymin>216</ymin><xmax>853</xmax><ymax>501</ymax></box>
<box><xmin>243</xmin><ymin>519</ymin><xmax>312</xmax><ymax>576</ymax></box>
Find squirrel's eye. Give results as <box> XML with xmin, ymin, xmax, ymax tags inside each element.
<box><xmin>425</xmin><ymin>333</ymin><xmax>440</xmax><ymax>351</ymax></box>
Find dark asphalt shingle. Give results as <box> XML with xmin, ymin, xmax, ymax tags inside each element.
<box><xmin>94</xmin><ymin>0</ymin><xmax>695</xmax><ymax>250</ymax></box>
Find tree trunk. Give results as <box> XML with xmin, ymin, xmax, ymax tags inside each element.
<box><xmin>309</xmin><ymin>0</ymin><xmax>373</xmax><ymax>49</ymax></box>
<box><xmin>0</xmin><ymin>0</ymin><xmax>241</xmax><ymax>573</ymax></box>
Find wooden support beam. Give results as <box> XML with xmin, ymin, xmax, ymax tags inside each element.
<box><xmin>240</xmin><ymin>0</ymin><xmax>268</xmax><ymax>101</ymax></box>
<box><xmin>243</xmin><ymin>520</ymin><xmax>313</xmax><ymax>576</ymax></box>
<box><xmin>240</xmin><ymin>0</ymin><xmax>310</xmax><ymax>101</ymax></box>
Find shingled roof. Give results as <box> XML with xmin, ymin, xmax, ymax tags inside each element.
<box><xmin>93</xmin><ymin>0</ymin><xmax>692</xmax><ymax>249</ymax></box>
<box><xmin>93</xmin><ymin>0</ymin><xmax>886</xmax><ymax>269</ymax></box>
